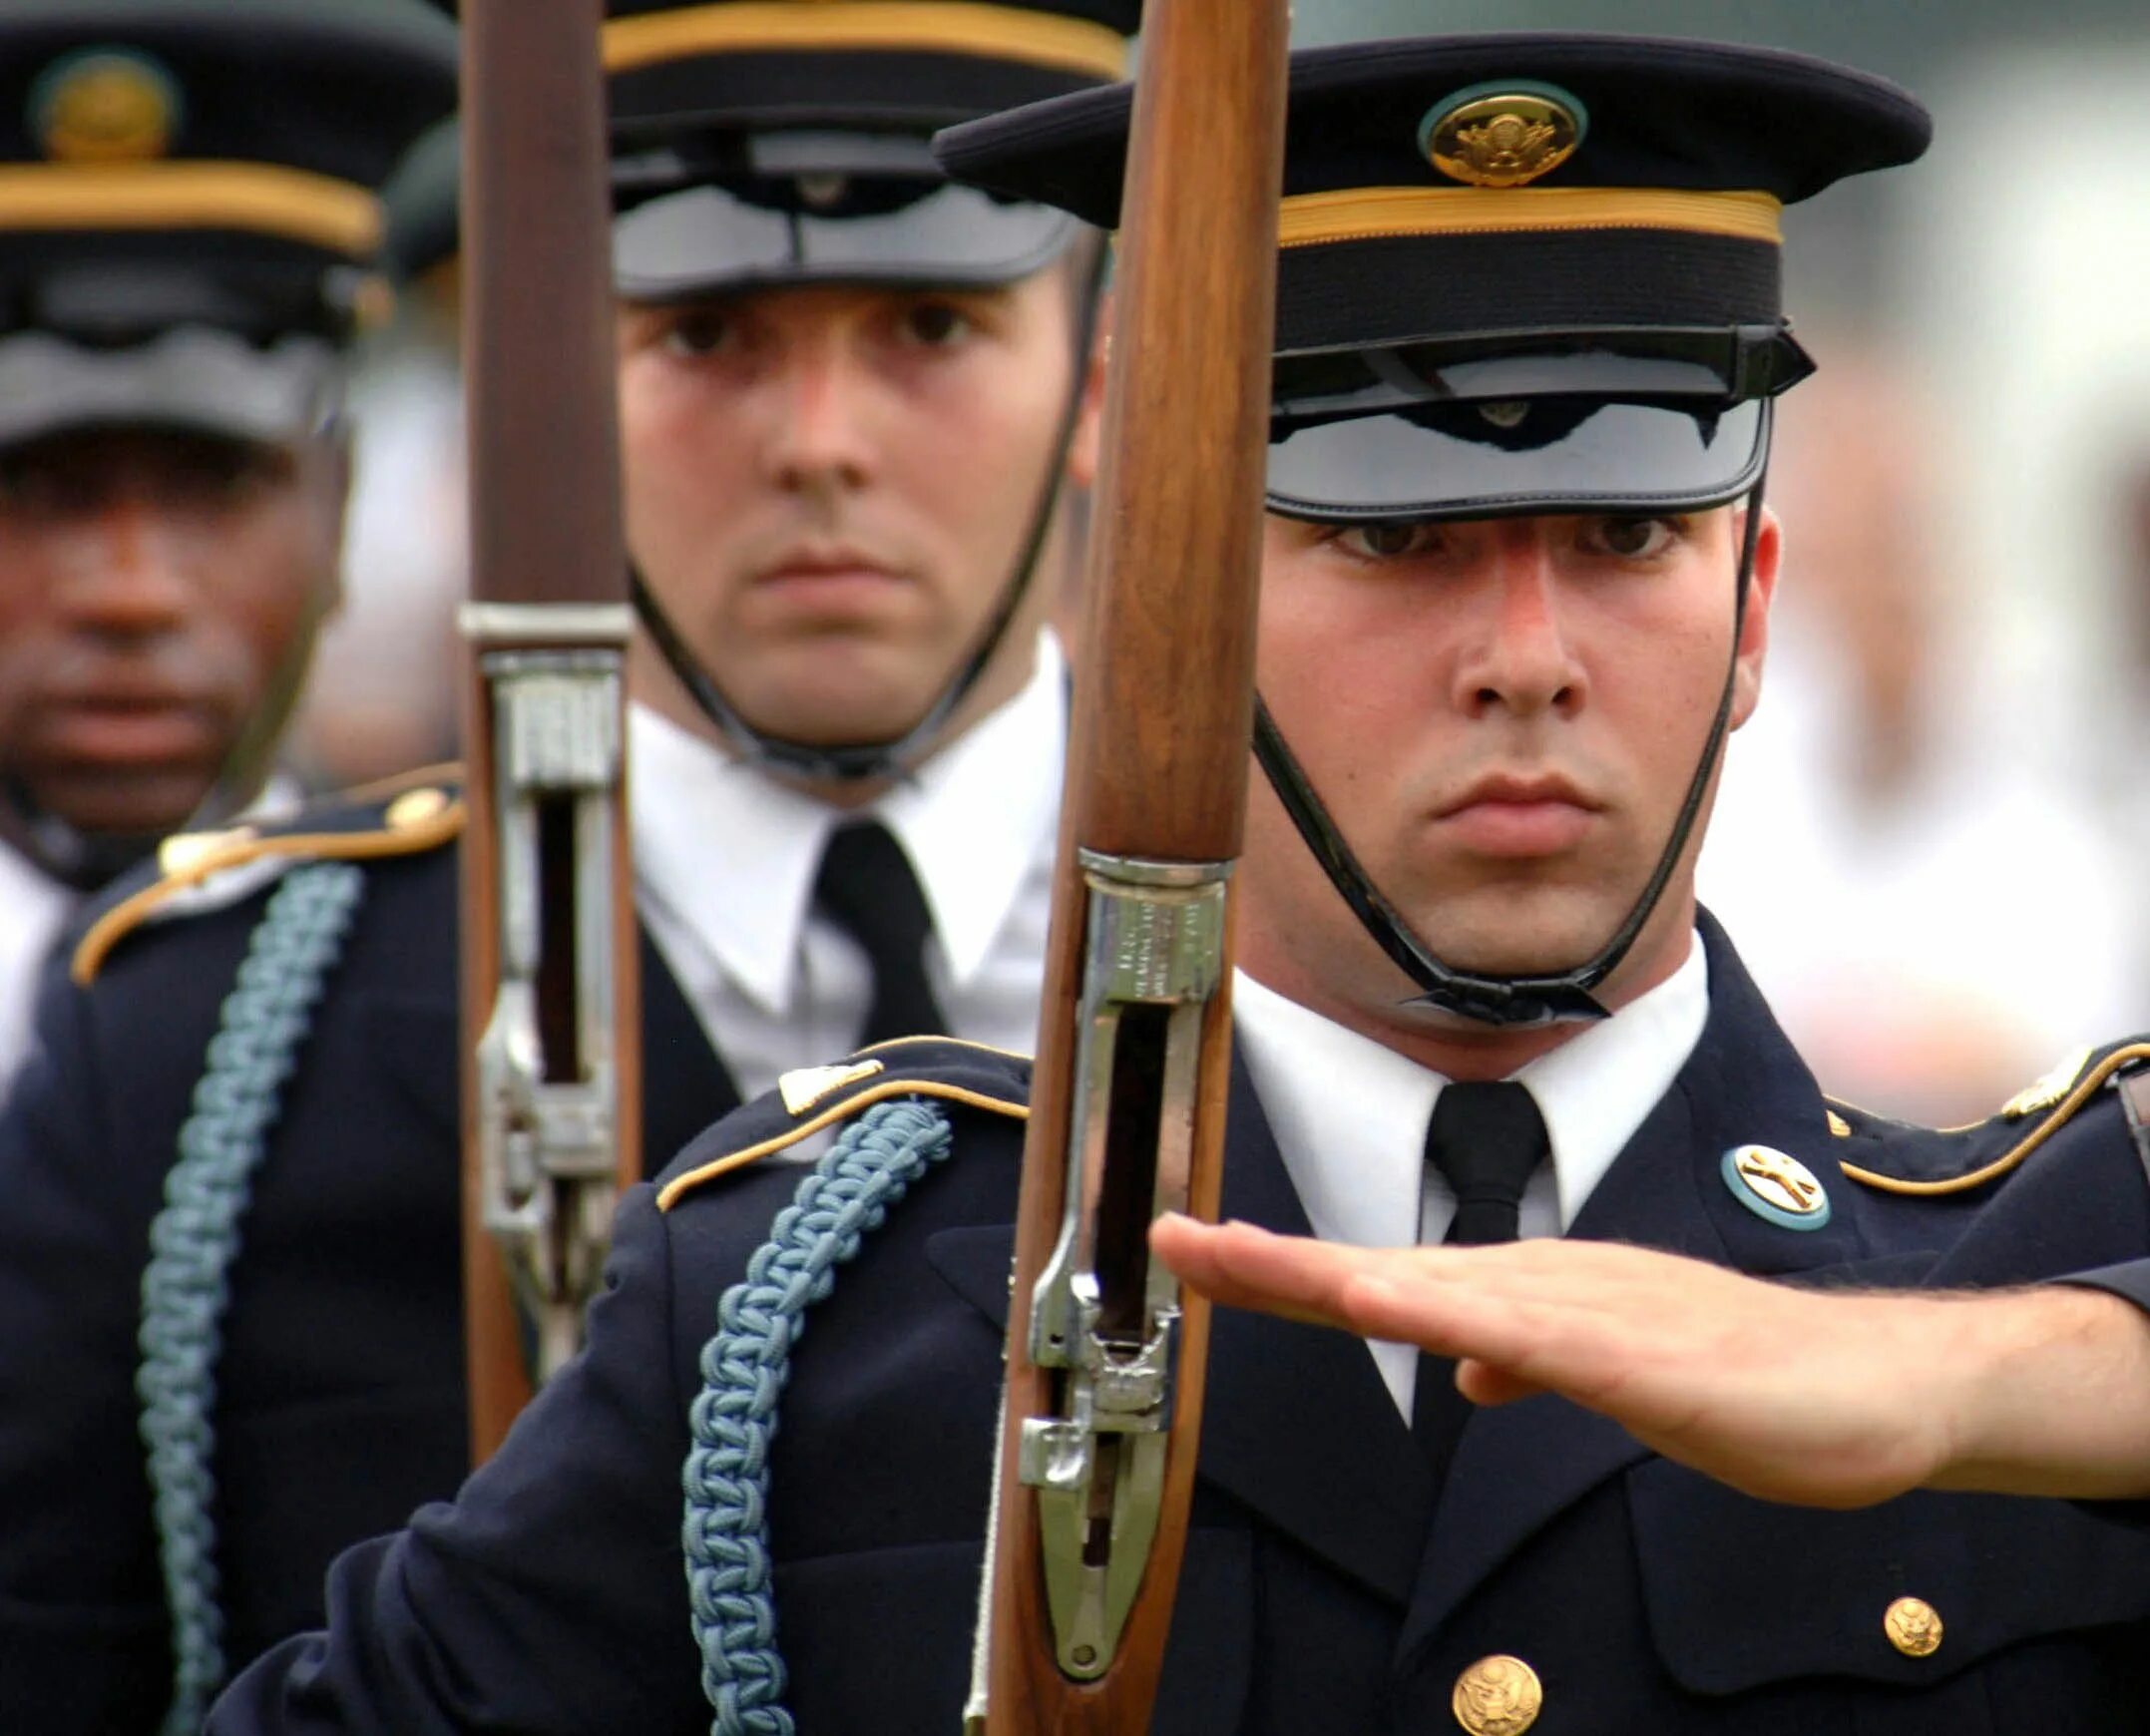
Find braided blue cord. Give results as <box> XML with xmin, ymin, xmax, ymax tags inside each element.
<box><xmin>682</xmin><ymin>1097</ymin><xmax>955</xmax><ymax>1736</ymax></box>
<box><xmin>136</xmin><ymin>861</ymin><xmax>366</xmax><ymax>1736</ymax></box>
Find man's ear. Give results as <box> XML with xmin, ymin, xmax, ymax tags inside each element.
<box><xmin>1729</xmin><ymin>503</ymin><xmax>1781</xmax><ymax>731</ymax></box>
<box><xmin>1065</xmin><ymin>285</ymin><xmax>1111</xmax><ymax>490</ymax></box>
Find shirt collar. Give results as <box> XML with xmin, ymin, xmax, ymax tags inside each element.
<box><xmin>1231</xmin><ymin>972</ymin><xmax>1442</xmax><ymax>1256</ymax></box>
<box><xmin>0</xmin><ymin>836</ymin><xmax>73</xmax><ymax>919</ymax></box>
<box><xmin>630</xmin><ymin>706</ymin><xmax>828</xmax><ymax>1017</ymax></box>
<box><xmin>1515</xmin><ymin>937</ymin><xmax>1709</xmax><ymax>1225</ymax></box>
<box><xmin>877</xmin><ymin>632</ymin><xmax>1066</xmax><ymax>988</ymax></box>
<box><xmin>1232</xmin><ymin>933</ymin><xmax>1710</xmax><ymax>1245</ymax></box>
<box><xmin>629</xmin><ymin>632</ymin><xmax>1067</xmax><ymax>1018</ymax></box>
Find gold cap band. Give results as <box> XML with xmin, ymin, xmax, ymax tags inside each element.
<box><xmin>1278</xmin><ymin>186</ymin><xmax>1784</xmax><ymax>250</ymax></box>
<box><xmin>604</xmin><ymin>2</ymin><xmax>1129</xmax><ymax>82</ymax></box>
<box><xmin>0</xmin><ymin>161</ymin><xmax>380</xmax><ymax>256</ymax></box>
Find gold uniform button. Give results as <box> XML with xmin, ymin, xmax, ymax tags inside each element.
<box><xmin>1885</xmin><ymin>1595</ymin><xmax>1943</xmax><ymax>1657</ymax></box>
<box><xmin>385</xmin><ymin>786</ymin><xmax>450</xmax><ymax>831</ymax></box>
<box><xmin>1452</xmin><ymin>1654</ymin><xmax>1542</xmax><ymax>1735</ymax></box>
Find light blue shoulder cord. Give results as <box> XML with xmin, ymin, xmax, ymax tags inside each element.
<box><xmin>135</xmin><ymin>861</ymin><xmax>366</xmax><ymax>1736</ymax></box>
<box><xmin>682</xmin><ymin>1097</ymin><xmax>956</xmax><ymax>1736</ymax></box>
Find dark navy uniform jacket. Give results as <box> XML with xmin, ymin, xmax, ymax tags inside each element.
<box><xmin>208</xmin><ymin>919</ymin><xmax>2150</xmax><ymax>1734</ymax></box>
<box><xmin>0</xmin><ymin>794</ymin><xmax>740</xmax><ymax>1732</ymax></box>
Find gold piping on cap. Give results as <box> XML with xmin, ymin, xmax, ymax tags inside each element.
<box><xmin>604</xmin><ymin>2</ymin><xmax>1129</xmax><ymax>82</ymax></box>
<box><xmin>1276</xmin><ymin>185</ymin><xmax>1784</xmax><ymax>250</ymax></box>
<box><xmin>0</xmin><ymin>161</ymin><xmax>380</xmax><ymax>256</ymax></box>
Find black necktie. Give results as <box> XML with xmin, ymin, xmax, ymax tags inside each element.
<box><xmin>811</xmin><ymin>819</ymin><xmax>950</xmax><ymax>1049</ymax></box>
<box><xmin>1412</xmin><ymin>1081</ymin><xmax>1548</xmax><ymax>1477</ymax></box>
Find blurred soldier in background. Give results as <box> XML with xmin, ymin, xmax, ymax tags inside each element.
<box><xmin>287</xmin><ymin>119</ymin><xmax>467</xmax><ymax>791</ymax></box>
<box><xmin>0</xmin><ymin>0</ymin><xmax>455</xmax><ymax>1086</ymax></box>
<box><xmin>0</xmin><ymin>2</ymin><xmax>1129</xmax><ymax>1729</ymax></box>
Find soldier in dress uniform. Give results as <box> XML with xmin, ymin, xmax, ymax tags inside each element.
<box><xmin>0</xmin><ymin>1</ymin><xmax>1132</xmax><ymax>1729</ymax></box>
<box><xmin>0</xmin><ymin>0</ymin><xmax>456</xmax><ymax>1086</ymax></box>
<box><xmin>199</xmin><ymin>31</ymin><xmax>2150</xmax><ymax>1736</ymax></box>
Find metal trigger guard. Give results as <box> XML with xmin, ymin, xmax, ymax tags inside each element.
<box><xmin>1018</xmin><ymin>850</ymin><xmax>1229</xmax><ymax>1680</ymax></box>
<box><xmin>471</xmin><ymin>645</ymin><xmax>626</xmax><ymax>1383</ymax></box>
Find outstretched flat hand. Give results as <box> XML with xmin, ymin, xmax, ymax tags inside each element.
<box><xmin>1150</xmin><ymin>1215</ymin><xmax>2150</xmax><ymax>1506</ymax></box>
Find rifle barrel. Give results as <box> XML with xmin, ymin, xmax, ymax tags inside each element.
<box><xmin>975</xmin><ymin>0</ymin><xmax>1290</xmax><ymax>1726</ymax></box>
<box><xmin>457</xmin><ymin>0</ymin><xmax>640</xmax><ymax>1464</ymax></box>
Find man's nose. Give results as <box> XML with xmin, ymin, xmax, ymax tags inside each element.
<box><xmin>52</xmin><ymin>498</ymin><xmax>196</xmax><ymax>640</ymax></box>
<box><xmin>1453</xmin><ymin>534</ymin><xmax>1587</xmax><ymax>719</ymax></box>
<box><xmin>764</xmin><ymin>336</ymin><xmax>880</xmax><ymax>497</ymax></box>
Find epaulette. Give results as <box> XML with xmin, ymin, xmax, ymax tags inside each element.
<box><xmin>656</xmin><ymin>1036</ymin><xmax>1033</xmax><ymax>1211</ymax></box>
<box><xmin>1830</xmin><ymin>1036</ymin><xmax>2150</xmax><ymax>1197</ymax></box>
<box><xmin>71</xmin><ymin>778</ymin><xmax>464</xmax><ymax>986</ymax></box>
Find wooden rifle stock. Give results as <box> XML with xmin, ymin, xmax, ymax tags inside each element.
<box><xmin>457</xmin><ymin>0</ymin><xmax>641</xmax><ymax>1464</ymax></box>
<box><xmin>972</xmin><ymin>0</ymin><xmax>1290</xmax><ymax>1727</ymax></box>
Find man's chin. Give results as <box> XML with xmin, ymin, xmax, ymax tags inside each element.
<box><xmin>1396</xmin><ymin>896</ymin><xmax>1627</xmax><ymax>983</ymax></box>
<box><xmin>727</xmin><ymin>689</ymin><xmax>937</xmax><ymax>754</ymax></box>
<box><xmin>13</xmin><ymin>769</ymin><xmax>221</xmax><ymax>840</ymax></box>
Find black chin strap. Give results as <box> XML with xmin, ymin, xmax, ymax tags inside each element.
<box><xmin>1253</xmin><ymin>473</ymin><xmax>1770</xmax><ymax>1030</ymax></box>
<box><xmin>0</xmin><ymin>783</ymin><xmax>162</xmax><ymax>892</ymax></box>
<box><xmin>633</xmin><ymin>248</ymin><xmax>1105</xmax><ymax>785</ymax></box>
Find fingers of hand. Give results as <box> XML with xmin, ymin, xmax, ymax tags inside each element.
<box><xmin>1456</xmin><ymin>1360</ymin><xmax>1545</xmax><ymax>1407</ymax></box>
<box><xmin>1150</xmin><ymin>1216</ymin><xmax>1363</xmax><ymax>1329</ymax></box>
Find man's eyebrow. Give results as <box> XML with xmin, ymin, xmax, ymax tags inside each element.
<box><xmin>900</xmin><ymin>282</ymin><xmax>1018</xmax><ymax>302</ymax></box>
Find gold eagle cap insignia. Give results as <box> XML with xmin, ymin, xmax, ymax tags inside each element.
<box><xmin>1423</xmin><ymin>88</ymin><xmax>1583</xmax><ymax>190</ymax></box>
<box><xmin>33</xmin><ymin>50</ymin><xmax>181</xmax><ymax>164</ymax></box>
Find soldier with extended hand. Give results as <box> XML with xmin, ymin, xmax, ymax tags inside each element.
<box><xmin>202</xmin><ymin>30</ymin><xmax>2150</xmax><ymax>1736</ymax></box>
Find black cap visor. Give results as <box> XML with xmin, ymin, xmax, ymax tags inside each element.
<box><xmin>614</xmin><ymin>130</ymin><xmax>1078</xmax><ymax>298</ymax></box>
<box><xmin>0</xmin><ymin>327</ymin><xmax>343</xmax><ymax>451</ymax></box>
<box><xmin>1266</xmin><ymin>325</ymin><xmax>1809</xmax><ymax>523</ymax></box>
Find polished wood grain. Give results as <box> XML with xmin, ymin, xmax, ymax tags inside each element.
<box><xmin>981</xmin><ymin>0</ymin><xmax>1290</xmax><ymax>1725</ymax></box>
<box><xmin>456</xmin><ymin>0</ymin><xmax>637</xmax><ymax>1466</ymax></box>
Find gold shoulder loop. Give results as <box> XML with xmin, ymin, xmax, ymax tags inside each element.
<box><xmin>779</xmin><ymin>1060</ymin><xmax>886</xmax><ymax>1115</ymax></box>
<box><xmin>1839</xmin><ymin>1041</ymin><xmax>2150</xmax><ymax>1198</ymax></box>
<box><xmin>71</xmin><ymin>791</ymin><xmax>465</xmax><ymax>987</ymax></box>
<box><xmin>1999</xmin><ymin>1045</ymin><xmax>2095</xmax><ymax>1119</ymax></box>
<box><xmin>657</xmin><ymin>1078</ymin><xmax>1029</xmax><ymax>1212</ymax></box>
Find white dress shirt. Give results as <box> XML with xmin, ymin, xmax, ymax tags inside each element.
<box><xmin>1232</xmin><ymin>937</ymin><xmax>1710</xmax><ymax>1417</ymax></box>
<box><xmin>631</xmin><ymin>633</ymin><xmax>1065</xmax><ymax>1107</ymax></box>
<box><xmin>0</xmin><ymin>842</ymin><xmax>76</xmax><ymax>1097</ymax></box>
